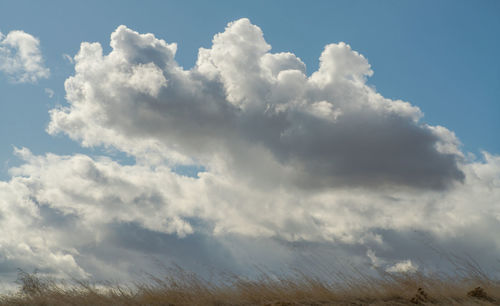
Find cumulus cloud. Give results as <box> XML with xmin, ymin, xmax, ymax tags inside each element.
<box><xmin>0</xmin><ymin>30</ymin><xmax>50</xmax><ymax>83</ymax></box>
<box><xmin>1</xmin><ymin>146</ymin><xmax>499</xmax><ymax>285</ymax></box>
<box><xmin>0</xmin><ymin>19</ymin><xmax>499</xmax><ymax>287</ymax></box>
<box><xmin>0</xmin><ymin>176</ymin><xmax>88</xmax><ymax>284</ymax></box>
<box><xmin>47</xmin><ymin>19</ymin><xmax>463</xmax><ymax>190</ymax></box>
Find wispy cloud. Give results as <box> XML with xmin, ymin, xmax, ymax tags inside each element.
<box><xmin>45</xmin><ymin>88</ymin><xmax>55</xmax><ymax>98</ymax></box>
<box><xmin>62</xmin><ymin>53</ymin><xmax>74</xmax><ymax>64</ymax></box>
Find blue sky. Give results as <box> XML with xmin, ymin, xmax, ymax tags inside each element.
<box><xmin>0</xmin><ymin>0</ymin><xmax>499</xmax><ymax>289</ymax></box>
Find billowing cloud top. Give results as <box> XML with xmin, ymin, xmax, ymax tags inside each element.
<box><xmin>1</xmin><ymin>19</ymin><xmax>499</xmax><ymax>287</ymax></box>
<box><xmin>0</xmin><ymin>30</ymin><xmax>50</xmax><ymax>83</ymax></box>
<box><xmin>48</xmin><ymin>19</ymin><xmax>463</xmax><ymax>190</ymax></box>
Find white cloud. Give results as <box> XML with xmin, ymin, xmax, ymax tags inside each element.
<box><xmin>48</xmin><ymin>19</ymin><xmax>463</xmax><ymax>190</ymax></box>
<box><xmin>0</xmin><ymin>19</ymin><xmax>499</xmax><ymax>287</ymax></box>
<box><xmin>0</xmin><ymin>176</ymin><xmax>89</xmax><ymax>283</ymax></box>
<box><xmin>0</xmin><ymin>146</ymin><xmax>497</xmax><ymax>285</ymax></box>
<box><xmin>386</xmin><ymin>260</ymin><xmax>418</xmax><ymax>273</ymax></box>
<box><xmin>0</xmin><ymin>30</ymin><xmax>50</xmax><ymax>83</ymax></box>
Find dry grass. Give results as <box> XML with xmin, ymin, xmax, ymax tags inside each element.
<box><xmin>1</xmin><ymin>260</ymin><xmax>499</xmax><ymax>306</ymax></box>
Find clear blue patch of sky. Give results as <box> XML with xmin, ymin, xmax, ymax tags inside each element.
<box><xmin>171</xmin><ymin>164</ymin><xmax>206</xmax><ymax>178</ymax></box>
<box><xmin>0</xmin><ymin>0</ymin><xmax>498</xmax><ymax>180</ymax></box>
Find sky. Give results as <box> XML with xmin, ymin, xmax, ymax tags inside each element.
<box><xmin>0</xmin><ymin>0</ymin><xmax>499</xmax><ymax>291</ymax></box>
